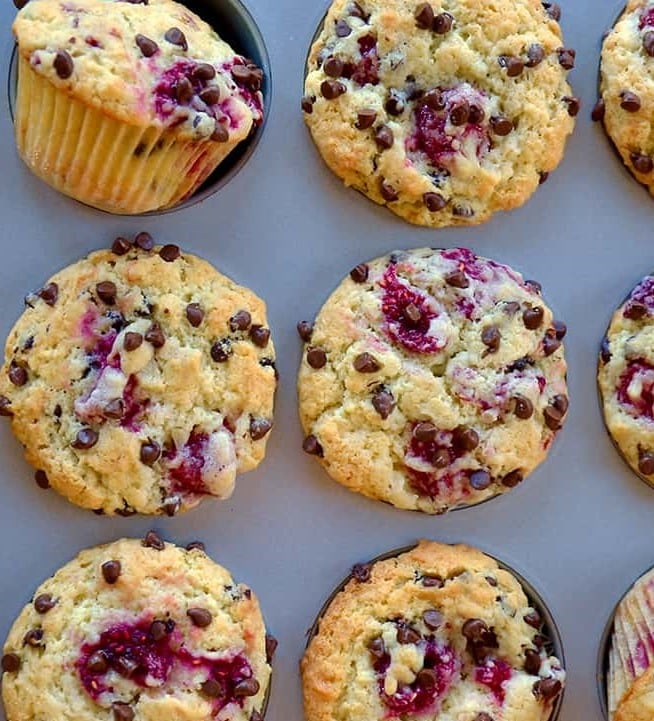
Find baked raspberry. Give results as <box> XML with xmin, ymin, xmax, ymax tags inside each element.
<box><xmin>474</xmin><ymin>657</ymin><xmax>513</xmax><ymax>703</ymax></box>
<box><xmin>623</xmin><ymin>276</ymin><xmax>654</xmax><ymax>319</ymax></box>
<box><xmin>351</xmin><ymin>35</ymin><xmax>379</xmax><ymax>86</ymax></box>
<box><xmin>617</xmin><ymin>360</ymin><xmax>654</xmax><ymax>420</ymax></box>
<box><xmin>639</xmin><ymin>6</ymin><xmax>654</xmax><ymax>28</ymax></box>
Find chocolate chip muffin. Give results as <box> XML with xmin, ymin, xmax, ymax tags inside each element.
<box><xmin>297</xmin><ymin>248</ymin><xmax>568</xmax><ymax>514</ymax></box>
<box><xmin>1</xmin><ymin>535</ymin><xmax>273</xmax><ymax>721</ymax></box>
<box><xmin>598</xmin><ymin>1</ymin><xmax>654</xmax><ymax>192</ymax></box>
<box><xmin>302</xmin><ymin>541</ymin><xmax>565</xmax><ymax>721</ymax></box>
<box><xmin>613</xmin><ymin>667</ymin><xmax>654</xmax><ymax>721</ymax></box>
<box><xmin>12</xmin><ymin>0</ymin><xmax>265</xmax><ymax>214</ymax></box>
<box><xmin>302</xmin><ymin>0</ymin><xmax>577</xmax><ymax>227</ymax></box>
<box><xmin>597</xmin><ymin>273</ymin><xmax>654</xmax><ymax>485</ymax></box>
<box><xmin>0</xmin><ymin>234</ymin><xmax>276</xmax><ymax>516</ymax></box>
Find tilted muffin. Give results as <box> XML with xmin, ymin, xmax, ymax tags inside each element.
<box><xmin>598</xmin><ymin>1</ymin><xmax>654</xmax><ymax>192</ymax></box>
<box><xmin>302</xmin><ymin>0</ymin><xmax>577</xmax><ymax>228</ymax></box>
<box><xmin>302</xmin><ymin>541</ymin><xmax>565</xmax><ymax>721</ymax></box>
<box><xmin>297</xmin><ymin>248</ymin><xmax>568</xmax><ymax>514</ymax></box>
<box><xmin>12</xmin><ymin>0</ymin><xmax>265</xmax><ymax>214</ymax></box>
<box><xmin>0</xmin><ymin>535</ymin><xmax>274</xmax><ymax>721</ymax></box>
<box><xmin>0</xmin><ymin>234</ymin><xmax>276</xmax><ymax>516</ymax></box>
<box><xmin>598</xmin><ymin>273</ymin><xmax>654</xmax><ymax>484</ymax></box>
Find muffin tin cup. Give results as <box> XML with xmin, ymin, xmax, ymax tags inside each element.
<box><xmin>305</xmin><ymin>541</ymin><xmax>566</xmax><ymax>721</ymax></box>
<box><xmin>6</xmin><ymin>0</ymin><xmax>272</xmax><ymax>216</ymax></box>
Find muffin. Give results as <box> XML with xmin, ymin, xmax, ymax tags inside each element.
<box><xmin>302</xmin><ymin>540</ymin><xmax>565</xmax><ymax>721</ymax></box>
<box><xmin>302</xmin><ymin>0</ymin><xmax>577</xmax><ymax>228</ymax></box>
<box><xmin>12</xmin><ymin>0</ymin><xmax>265</xmax><ymax>214</ymax></box>
<box><xmin>297</xmin><ymin>248</ymin><xmax>568</xmax><ymax>514</ymax></box>
<box><xmin>597</xmin><ymin>1</ymin><xmax>654</xmax><ymax>193</ymax></box>
<box><xmin>1</xmin><ymin>534</ymin><xmax>274</xmax><ymax>721</ymax></box>
<box><xmin>0</xmin><ymin>233</ymin><xmax>276</xmax><ymax>516</ymax></box>
<box><xmin>598</xmin><ymin>272</ymin><xmax>654</xmax><ymax>484</ymax></box>
<box><xmin>606</xmin><ymin>566</ymin><xmax>654</xmax><ymax>719</ymax></box>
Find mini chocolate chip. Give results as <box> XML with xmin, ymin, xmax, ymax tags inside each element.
<box><xmin>201</xmin><ymin>679</ymin><xmax>224</xmax><ymax>698</ymax></box>
<box><xmin>266</xmin><ymin>634</ymin><xmax>278</xmax><ymax>663</ymax></box>
<box><xmin>143</xmin><ymin>530</ymin><xmax>165</xmax><ymax>550</ymax></box>
<box><xmin>86</xmin><ymin>650</ymin><xmax>108</xmax><ymax>672</ymax></box>
<box><xmin>346</xmin><ymin>265</ymin><xmax>369</xmax><ymax>287</ymax></box>
<box><xmin>165</xmin><ymin>27</ymin><xmax>187</xmax><ymax>50</ymax></box>
<box><xmin>631</xmin><ymin>153</ymin><xmax>654</xmax><ymax>174</ymax></box>
<box><xmin>563</xmin><ymin>96</ymin><xmax>581</xmax><ymax>117</ymax></box>
<box><xmin>414</xmin><ymin>668</ymin><xmax>436</xmax><ymax>688</ymax></box>
<box><xmin>150</xmin><ymin>620</ymin><xmax>167</xmax><ymax>641</ymax></box>
<box><xmin>591</xmin><ymin>99</ymin><xmax>606</xmax><ymax>122</ymax></box>
<box><xmin>96</xmin><ymin>281</ymin><xmax>117</xmax><ymax>305</ymax></box>
<box><xmin>115</xmin><ymin>657</ymin><xmax>139</xmax><ymax>677</ymax></box>
<box><xmin>123</xmin><ymin>332</ymin><xmax>143</xmax><ymax>352</ymax></box>
<box><xmin>639</xmin><ymin>451</ymin><xmax>654</xmax><ymax>475</ymax></box>
<box><xmin>499</xmin><ymin>55</ymin><xmax>524</xmax><ymax>77</ymax></box>
<box><xmin>450</xmin><ymin>100</ymin><xmax>470</xmax><ymax>125</ymax></box>
<box><xmin>297</xmin><ymin>320</ymin><xmax>314</xmax><ymax>342</ymax></box>
<box><xmin>542</xmin><ymin>1</ymin><xmax>561</xmax><ymax>20</ymax></box>
<box><xmin>533</xmin><ymin>678</ymin><xmax>562</xmax><ymax>701</ymax></box>
<box><xmin>490</xmin><ymin>115</ymin><xmax>514</xmax><ymax>136</ymax></box>
<box><xmin>8</xmin><ymin>361</ymin><xmax>27</xmax><ymax>386</ymax></box>
<box><xmin>101</xmin><ymin>560</ymin><xmax>121</xmax><ymax>584</ymax></box>
<box><xmin>54</xmin><ymin>50</ymin><xmax>74</xmax><ymax>79</ymax></box>
<box><xmin>212</xmin><ymin>123</ymin><xmax>229</xmax><ymax>142</ymax></box>
<box><xmin>415</xmin><ymin>2</ymin><xmax>434</xmax><ymax>28</ymax></box>
<box><xmin>353</xmin><ymin>352</ymin><xmax>380</xmax><ymax>373</ymax></box>
<box><xmin>321</xmin><ymin>79</ymin><xmax>346</xmax><ymax>100</ymax></box>
<box><xmin>71</xmin><ymin>428</ymin><xmax>98</xmax><ymax>450</ymax></box>
<box><xmin>159</xmin><ymin>244</ymin><xmax>180</xmax><ymax>262</ymax></box>
<box><xmin>249</xmin><ymin>325</ymin><xmax>270</xmax><ymax>348</ymax></box>
<box><xmin>423</xmin><ymin>609</ymin><xmax>443</xmax><ymax>629</ymax></box>
<box><xmin>352</xmin><ymin>563</ymin><xmax>372</xmax><ymax>582</ymax></box>
<box><xmin>433</xmin><ymin>11</ymin><xmax>453</xmax><ymax>33</ymax></box>
<box><xmin>307</xmin><ymin>346</ymin><xmax>327</xmax><ymax>369</ymax></box>
<box><xmin>523</xmin><ymin>306</ymin><xmax>544</xmax><ymax>330</ymax></box>
<box><xmin>644</xmin><ymin>31</ymin><xmax>654</xmax><ymax>57</ymax></box>
<box><xmin>524</xmin><ymin>610</ymin><xmax>541</xmax><ymax>628</ymax></box>
<box><xmin>375</xmin><ymin>125</ymin><xmax>394</xmax><ymax>149</ymax></box>
<box><xmin>385</xmin><ymin>90</ymin><xmax>405</xmax><ymax>116</ymax></box>
<box><xmin>323</xmin><ymin>56</ymin><xmax>344</xmax><ymax>77</ymax></box>
<box><xmin>250</xmin><ymin>417</ymin><xmax>272</xmax><ymax>440</ymax></box>
<box><xmin>163</xmin><ymin>496</ymin><xmax>181</xmax><ymax>516</ymax></box>
<box><xmin>420</xmin><ymin>89</ymin><xmax>444</xmax><ymax>111</ymax></box>
<box><xmin>211</xmin><ymin>338</ymin><xmax>232</xmax><ymax>363</ymax></box>
<box><xmin>174</xmin><ymin>77</ymin><xmax>193</xmax><ymax>104</ymax></box>
<box><xmin>34</xmin><ymin>594</ymin><xmax>56</xmax><ymax>613</ymax></box>
<box><xmin>379</xmin><ymin>179</ymin><xmax>399</xmax><ymax>202</ymax></box>
<box><xmin>432</xmin><ymin>448</ymin><xmax>450</xmax><ymax>468</ymax></box>
<box><xmin>145</xmin><ymin>323</ymin><xmax>165</xmax><ymax>348</ymax></box>
<box><xmin>303</xmin><ymin>434</ymin><xmax>324</xmax><ymax>456</ymax></box>
<box><xmin>200</xmin><ymin>86</ymin><xmax>221</xmax><ymax>105</ymax></box>
<box><xmin>187</xmin><ymin>607</ymin><xmax>212</xmax><ymax>627</ymax></box>
<box><xmin>543</xmin><ymin>333</ymin><xmax>561</xmax><ymax>356</ymax></box>
<box><xmin>134</xmin><ymin>231</ymin><xmax>154</xmax><ymax>251</ymax></box>
<box><xmin>34</xmin><ymin>470</ymin><xmax>49</xmax><ymax>489</ymax></box>
<box><xmin>234</xmin><ymin>678</ymin><xmax>260</xmax><ymax>697</ymax></box>
<box><xmin>368</xmin><ymin>636</ymin><xmax>385</xmax><ymax>659</ymax></box>
<box><xmin>2</xmin><ymin>654</ymin><xmax>20</xmax><ymax>672</ymax></box>
<box><xmin>301</xmin><ymin>95</ymin><xmax>315</xmax><ymax>116</ymax></box>
<box><xmin>468</xmin><ymin>104</ymin><xmax>484</xmax><ymax>124</ymax></box>
<box><xmin>355</xmin><ymin>109</ymin><xmax>377</xmax><ymax>129</ymax></box>
<box><xmin>469</xmin><ymin>470</ymin><xmax>491</xmax><ymax>490</ymax></box>
<box><xmin>414</xmin><ymin>421</ymin><xmax>437</xmax><ymax>442</ymax></box>
<box><xmin>481</xmin><ymin>325</ymin><xmax>500</xmax><ymax>352</ymax></box>
<box><xmin>112</xmin><ymin>236</ymin><xmax>132</xmax><ymax>255</ymax></box>
<box><xmin>140</xmin><ymin>440</ymin><xmax>161</xmax><ymax>465</ymax></box>
<box><xmin>445</xmin><ymin>270</ymin><xmax>469</xmax><ymax>288</ymax></box>
<box><xmin>112</xmin><ymin>703</ymin><xmax>135</xmax><ymax>721</ymax></box>
<box><xmin>422</xmin><ymin>575</ymin><xmax>444</xmax><ymax>587</ymax></box>
<box><xmin>335</xmin><ymin>18</ymin><xmax>351</xmax><ymax>36</ymax></box>
<box><xmin>37</xmin><ymin>283</ymin><xmax>58</xmax><ymax>306</ymax></box>
<box><xmin>526</xmin><ymin>43</ymin><xmax>545</xmax><ymax>67</ymax></box>
<box><xmin>538</xmin><ymin>171</ymin><xmax>549</xmax><ymax>184</ymax></box>
<box><xmin>230</xmin><ymin>310</ymin><xmax>252</xmax><ymax>331</ymax></box>
<box><xmin>424</xmin><ymin>192</ymin><xmax>446</xmax><ymax>212</ymax></box>
<box><xmin>0</xmin><ymin>396</ymin><xmax>13</xmax><ymax>417</ymax></box>
<box><xmin>524</xmin><ymin>648</ymin><xmax>542</xmax><ymax>675</ymax></box>
<box><xmin>372</xmin><ymin>385</ymin><xmax>395</xmax><ymax>419</ymax></box>
<box><xmin>186</xmin><ymin>303</ymin><xmax>204</xmax><ymax>327</ymax></box>
<box><xmin>620</xmin><ymin>91</ymin><xmax>641</xmax><ymax>112</ymax></box>
<box><xmin>502</xmin><ymin>470</ymin><xmax>523</xmax><ymax>487</ymax></box>
<box><xmin>513</xmin><ymin>395</ymin><xmax>533</xmax><ymax>419</ymax></box>
<box><xmin>452</xmin><ymin>426</ymin><xmax>479</xmax><ymax>452</ymax></box>
<box><xmin>397</xmin><ymin>625</ymin><xmax>421</xmax><ymax>644</ymax></box>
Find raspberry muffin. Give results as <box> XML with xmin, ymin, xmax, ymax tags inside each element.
<box><xmin>297</xmin><ymin>248</ymin><xmax>568</xmax><ymax>514</ymax></box>
<box><xmin>302</xmin><ymin>0</ymin><xmax>577</xmax><ymax>228</ymax></box>
<box><xmin>598</xmin><ymin>1</ymin><xmax>654</xmax><ymax>193</ymax></box>
<box><xmin>1</xmin><ymin>535</ymin><xmax>273</xmax><ymax>721</ymax></box>
<box><xmin>12</xmin><ymin>0</ymin><xmax>265</xmax><ymax>214</ymax></box>
<box><xmin>597</xmin><ymin>273</ymin><xmax>654</xmax><ymax>485</ymax></box>
<box><xmin>302</xmin><ymin>541</ymin><xmax>565</xmax><ymax>721</ymax></box>
<box><xmin>0</xmin><ymin>234</ymin><xmax>276</xmax><ymax>516</ymax></box>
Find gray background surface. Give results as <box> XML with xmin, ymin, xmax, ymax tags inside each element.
<box><xmin>0</xmin><ymin>1</ymin><xmax>647</xmax><ymax>719</ymax></box>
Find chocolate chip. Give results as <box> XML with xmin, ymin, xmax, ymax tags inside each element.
<box><xmin>469</xmin><ymin>470</ymin><xmax>491</xmax><ymax>490</ymax></box>
<box><xmin>9</xmin><ymin>361</ymin><xmax>27</xmax><ymax>386</ymax></box>
<box><xmin>149</xmin><ymin>620</ymin><xmax>167</xmax><ymax>641</ymax></box>
<box><xmin>212</xmin><ymin>123</ymin><xmax>229</xmax><ymax>142</ymax></box>
<box><xmin>301</xmin><ymin>435</ymin><xmax>323</xmax><ymax>459</ymax></box>
<box><xmin>452</xmin><ymin>426</ymin><xmax>479</xmax><ymax>452</ymax></box>
<box><xmin>432</xmin><ymin>11</ymin><xmax>453</xmax><ymax>33</ymax></box>
<box><xmin>174</xmin><ymin>77</ymin><xmax>193</xmax><ymax>104</ymax></box>
<box><xmin>187</xmin><ymin>607</ymin><xmax>212</xmax><ymax>627</ymax></box>
<box><xmin>123</xmin><ymin>332</ymin><xmax>143</xmax><ymax>352</ymax></box>
<box><xmin>165</xmin><ymin>27</ymin><xmax>187</xmax><ymax>51</ymax></box>
<box><xmin>323</xmin><ymin>56</ymin><xmax>344</xmax><ymax>78</ymax></box>
<box><xmin>23</xmin><ymin>632</ymin><xmax>45</xmax><ymax>649</ymax></box>
<box><xmin>422</xmin><ymin>575</ymin><xmax>444</xmax><ymax>587</ymax></box>
<box><xmin>140</xmin><ymin>439</ymin><xmax>161</xmax><ymax>465</ymax></box>
<box><xmin>591</xmin><ymin>98</ymin><xmax>605</xmax><ymax>122</ymax></box>
<box><xmin>538</xmin><ymin>171</ymin><xmax>549</xmax><ymax>184</ymax></box>
<box><xmin>524</xmin><ymin>610</ymin><xmax>541</xmax><ymax>628</ymax></box>
<box><xmin>513</xmin><ymin>395</ymin><xmax>533</xmax><ymax>419</ymax></box>
<box><xmin>348</xmin><ymin>1</ymin><xmax>367</xmax><ymax>19</ymax></box>
<box><xmin>13</xmin><ymin>0</ymin><xmax>28</xmax><ymax>8</ymax></box>
<box><xmin>372</xmin><ymin>385</ymin><xmax>395</xmax><ymax>419</ymax></box>
<box><xmin>524</xmin><ymin>648</ymin><xmax>542</xmax><ymax>675</ymax></box>
<box><xmin>334</xmin><ymin>18</ymin><xmax>351</xmax><ymax>36</ymax></box>
<box><xmin>231</xmin><ymin>64</ymin><xmax>263</xmax><ymax>91</ymax></box>
<box><xmin>159</xmin><ymin>244</ymin><xmax>180</xmax><ymax>262</ymax></box>
<box><xmin>34</xmin><ymin>470</ymin><xmax>49</xmax><ymax>489</ymax></box>
<box><xmin>184</xmin><ymin>542</ymin><xmax>204</xmax><ymax>555</ymax></box>
<box><xmin>502</xmin><ymin>469</ymin><xmax>523</xmax><ymax>487</ymax></box>
<box><xmin>186</xmin><ymin>303</ymin><xmax>204</xmax><ymax>327</ymax></box>
<box><xmin>297</xmin><ymin>320</ymin><xmax>314</xmax><ymax>342</ymax></box>
<box><xmin>644</xmin><ymin>31</ymin><xmax>654</xmax><ymax>57</ymax></box>
<box><xmin>112</xmin><ymin>236</ymin><xmax>132</xmax><ymax>255</ymax></box>
<box><xmin>600</xmin><ymin>336</ymin><xmax>611</xmax><ymax>363</ymax></box>
<box><xmin>143</xmin><ymin>530</ymin><xmax>165</xmax><ymax>550</ymax></box>
<box><xmin>352</xmin><ymin>563</ymin><xmax>372</xmax><ymax>582</ymax></box>
<box><xmin>385</xmin><ymin>90</ymin><xmax>405</xmax><ymax>116</ymax></box>
<box><xmin>423</xmin><ymin>609</ymin><xmax>443</xmax><ymax>629</ymax></box>
<box><xmin>563</xmin><ymin>96</ymin><xmax>580</xmax><ymax>117</ymax></box>
<box><xmin>631</xmin><ymin>153</ymin><xmax>654</xmax><ymax>174</ymax></box>
<box><xmin>37</xmin><ymin>282</ymin><xmax>58</xmax><ymax>306</ymax></box>
<box><xmin>134</xmin><ymin>231</ymin><xmax>154</xmax><ymax>251</ymax></box>
<box><xmin>462</xmin><ymin>618</ymin><xmax>492</xmax><ymax>642</ymax></box>
<box><xmin>103</xmin><ymin>399</ymin><xmax>124</xmax><ymax>420</ymax></box>
<box><xmin>262</xmin><ymin>634</ymin><xmax>278</xmax><ymax>665</ymax></box>
<box><xmin>86</xmin><ymin>650</ymin><xmax>108</xmax><ymax>672</ymax></box>
<box><xmin>54</xmin><ymin>50</ymin><xmax>74</xmax><ymax>79</ymax></box>
<box><xmin>444</xmin><ymin>270</ymin><xmax>469</xmax><ymax>288</ymax></box>
<box><xmin>474</xmin><ymin>714</ymin><xmax>494</xmax><ymax>721</ymax></box>
<box><xmin>0</xmin><ymin>396</ymin><xmax>13</xmax><ymax>417</ymax></box>
<box><xmin>163</xmin><ymin>495</ymin><xmax>181</xmax><ymax>516</ymax></box>
<box><xmin>424</xmin><ymin>192</ymin><xmax>446</xmax><ymax>212</ymax></box>
<box><xmin>543</xmin><ymin>401</ymin><xmax>565</xmax><ymax>431</ymax></box>
<box><xmin>375</xmin><ymin>125</ymin><xmax>394</xmax><ymax>149</ymax></box>
<box><xmin>96</xmin><ymin>281</ymin><xmax>117</xmax><ymax>305</ymax></box>
<box><xmin>526</xmin><ymin>43</ymin><xmax>545</xmax><ymax>67</ymax></box>
<box><xmin>211</xmin><ymin>338</ymin><xmax>232</xmax><ymax>363</ymax></box>
<box><xmin>307</xmin><ymin>346</ymin><xmax>327</xmax><ymax>369</ymax></box>
<box><xmin>413</xmin><ymin>421</ymin><xmax>437</xmax><ymax>442</ymax></box>
<box><xmin>397</xmin><ymin>625</ymin><xmax>421</xmax><ymax>644</ymax></box>
<box><xmin>557</xmin><ymin>47</ymin><xmax>575</xmax><ymax>69</ymax></box>
<box><xmin>625</xmin><ymin>301</ymin><xmax>648</xmax><ymax>320</ymax></box>
<box><xmin>321</xmin><ymin>79</ymin><xmax>346</xmax><ymax>99</ymax></box>
<box><xmin>639</xmin><ymin>451</ymin><xmax>654</xmax><ymax>475</ymax></box>
<box><xmin>201</xmin><ymin>679</ymin><xmax>224</xmax><ymax>698</ymax></box>
<box><xmin>552</xmin><ymin>320</ymin><xmax>567</xmax><ymax>339</ymax></box>
<box><xmin>415</xmin><ymin>2</ymin><xmax>434</xmax><ymax>28</ymax></box>
<box><xmin>115</xmin><ymin>657</ymin><xmax>139</xmax><ymax>677</ymax></box>
<box><xmin>71</xmin><ymin>428</ymin><xmax>98</xmax><ymax>450</ymax></box>
<box><xmin>490</xmin><ymin>115</ymin><xmax>514</xmax><ymax>136</ymax></box>
<box><xmin>353</xmin><ymin>352</ymin><xmax>380</xmax><ymax>373</ymax></box>
<box><xmin>229</xmin><ymin>310</ymin><xmax>251</xmax><ymax>332</ymax></box>
<box><xmin>542</xmin><ymin>2</ymin><xmax>561</xmax><ymax>20</ymax></box>
<box><xmin>234</xmin><ymin>678</ymin><xmax>260</xmax><ymax>697</ymax></box>
<box><xmin>145</xmin><ymin>323</ymin><xmax>165</xmax><ymax>348</ymax></box>
<box><xmin>523</xmin><ymin>306</ymin><xmax>544</xmax><ymax>330</ymax></box>
<box><xmin>533</xmin><ymin>678</ymin><xmax>562</xmax><ymax>701</ymax></box>
<box><xmin>620</xmin><ymin>91</ymin><xmax>641</xmax><ymax>112</ymax></box>
<box><xmin>112</xmin><ymin>703</ymin><xmax>135</xmax><ymax>721</ymax></box>
<box><xmin>250</xmin><ymin>417</ymin><xmax>272</xmax><ymax>440</ymax></box>
<box><xmin>499</xmin><ymin>55</ymin><xmax>524</xmax><ymax>77</ymax></box>
<box><xmin>1</xmin><ymin>654</ymin><xmax>20</xmax><ymax>673</ymax></box>
<box><xmin>468</xmin><ymin>104</ymin><xmax>484</xmax><ymax>124</ymax></box>
<box><xmin>481</xmin><ymin>326</ymin><xmax>500</xmax><ymax>352</ymax></box>
<box><xmin>34</xmin><ymin>594</ymin><xmax>56</xmax><ymax>613</ymax></box>
<box><xmin>249</xmin><ymin>325</ymin><xmax>270</xmax><ymax>348</ymax></box>
<box><xmin>199</xmin><ymin>86</ymin><xmax>221</xmax><ymax>105</ymax></box>
<box><xmin>553</xmin><ymin>394</ymin><xmax>568</xmax><ymax>414</ymax></box>
<box><xmin>101</xmin><ymin>560</ymin><xmax>121</xmax><ymax>584</ymax></box>
<box><xmin>368</xmin><ymin>636</ymin><xmax>385</xmax><ymax>659</ymax></box>
<box><xmin>192</xmin><ymin>63</ymin><xmax>216</xmax><ymax>81</ymax></box>
<box><xmin>543</xmin><ymin>332</ymin><xmax>561</xmax><ymax>356</ymax></box>
<box><xmin>355</xmin><ymin>109</ymin><xmax>377</xmax><ymax>130</ymax></box>
<box><xmin>450</xmin><ymin>100</ymin><xmax>469</xmax><ymax>125</ymax></box>
<box><xmin>432</xmin><ymin>448</ymin><xmax>450</xmax><ymax>468</ymax></box>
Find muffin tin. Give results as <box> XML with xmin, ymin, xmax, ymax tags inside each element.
<box><xmin>0</xmin><ymin>0</ymin><xmax>651</xmax><ymax>720</ymax></box>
